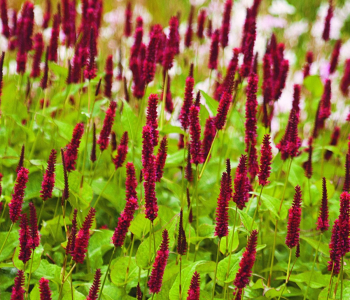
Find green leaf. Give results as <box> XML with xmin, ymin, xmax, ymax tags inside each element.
<box><xmin>250</xmin><ymin>192</ymin><xmax>281</xmax><ymax>220</ymax></box>
<box><xmin>164</xmin><ymin>150</ymin><xmax>185</xmax><ymax>168</ymax></box>
<box><xmin>0</xmin><ymin>230</ymin><xmax>19</xmax><ymax>262</ymax></box>
<box><xmin>277</xmin><ymin>271</ymin><xmax>330</xmax><ymax>288</ymax></box>
<box><xmin>216</xmin><ymin>249</ymin><xmax>244</xmax><ymax>283</ymax></box>
<box><xmin>121</xmin><ymin>100</ymin><xmax>139</xmax><ymax>144</ymax></box>
<box><xmin>300</xmin><ymin>236</ymin><xmax>329</xmax><ymax>256</ymax></box>
<box><xmin>110</xmin><ymin>256</ymin><xmax>138</xmax><ymax>286</ymax></box>
<box><xmin>189</xmin><ymin>224</ymin><xmax>215</xmax><ymax>243</ymax></box>
<box><xmin>238</xmin><ymin>210</ymin><xmax>257</xmax><ymax>231</ymax></box>
<box><xmin>129</xmin><ymin>213</ymin><xmax>151</xmax><ymax>239</ymax></box>
<box><xmin>160</xmin><ymin>124</ymin><xmax>185</xmax><ymax>135</ymax></box>
<box><xmin>303</xmin><ymin>75</ymin><xmax>324</xmax><ymax>97</ymax></box>
<box><xmin>13</xmin><ymin>245</ymin><xmax>44</xmax><ymax>273</ymax></box>
<box><xmin>200</xmin><ymin>90</ymin><xmax>218</xmax><ymax>115</ymax></box>
<box><xmin>88</xmin><ymin>229</ymin><xmax>114</xmax><ymax>269</ymax></box>
<box><xmin>220</xmin><ymin>227</ymin><xmax>239</xmax><ymax>254</ymax></box>
<box><xmin>288</xmin><ymin>162</ymin><xmax>304</xmax><ymax>187</ymax></box>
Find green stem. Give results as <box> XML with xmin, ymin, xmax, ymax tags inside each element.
<box><xmin>194</xmin><ymin>165</ymin><xmax>200</xmax><ymax>260</ymax></box>
<box><xmin>37</xmin><ymin>201</ymin><xmax>45</xmax><ymax>227</ymax></box>
<box><xmin>160</xmin><ymin>71</ymin><xmax>168</xmax><ymax>130</ymax></box>
<box><xmin>0</xmin><ymin>223</ymin><xmax>13</xmax><ymax>257</ymax></box>
<box><xmin>26</xmin><ymin>252</ymin><xmax>35</xmax><ymax>296</ymax></box>
<box><xmin>125</xmin><ymin>235</ymin><xmax>135</xmax><ymax>284</ymax></box>
<box><xmin>277</xmin><ymin>248</ymin><xmax>292</xmax><ymax>300</ymax></box>
<box><xmin>327</xmin><ymin>262</ymin><xmax>335</xmax><ymax>300</ymax></box>
<box><xmin>251</xmin><ymin>185</ymin><xmax>264</xmax><ymax>231</ymax></box>
<box><xmin>179</xmin><ymin>255</ymin><xmax>182</xmax><ymax>300</ymax></box>
<box><xmin>98</xmin><ymin>247</ymin><xmax>116</xmax><ymax>300</ymax></box>
<box><xmin>341</xmin><ymin>256</ymin><xmax>344</xmax><ymax>299</ymax></box>
<box><xmin>90</xmin><ymin>151</ymin><xmax>102</xmax><ymax>185</ymax></box>
<box><xmin>198</xmin><ymin>131</ymin><xmax>218</xmax><ymax>179</ymax></box>
<box><xmin>303</xmin><ymin>234</ymin><xmax>322</xmax><ymax>300</ymax></box>
<box><xmin>211</xmin><ymin>238</ymin><xmax>221</xmax><ymax>300</ymax></box>
<box><xmin>93</xmin><ymin>170</ymin><xmax>116</xmax><ymax>208</ymax></box>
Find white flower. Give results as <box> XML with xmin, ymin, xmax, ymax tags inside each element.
<box><xmin>269</xmin><ymin>0</ymin><xmax>296</xmax><ymax>15</ymax></box>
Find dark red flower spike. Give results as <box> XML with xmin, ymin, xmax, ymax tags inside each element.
<box><xmin>233</xmin><ymin>155</ymin><xmax>250</xmax><ymax>210</ymax></box>
<box><xmin>187</xmin><ymin>271</ymin><xmax>200</xmax><ymax>300</ymax></box>
<box><xmin>215</xmin><ymin>172</ymin><xmax>230</xmax><ymax>238</ymax></box>
<box><xmin>64</xmin><ymin>123</ymin><xmax>84</xmax><ymax>172</ymax></box>
<box><xmin>286</xmin><ymin>185</ymin><xmax>302</xmax><ymax>249</ymax></box>
<box><xmin>258</xmin><ymin>134</ymin><xmax>272</xmax><ymax>186</ymax></box>
<box><xmin>185</xmin><ymin>6</ymin><xmax>194</xmax><ymax>48</ymax></box>
<box><xmin>220</xmin><ymin>0</ymin><xmax>232</xmax><ymax>49</ymax></box>
<box><xmin>322</xmin><ymin>0</ymin><xmax>333</xmax><ymax>41</ymax></box>
<box><xmin>39</xmin><ymin>277</ymin><xmax>52</xmax><ymax>300</ymax></box>
<box><xmin>317</xmin><ymin>177</ymin><xmax>329</xmax><ymax>232</ymax></box>
<box><xmin>97</xmin><ymin>101</ymin><xmax>117</xmax><ymax>151</ymax></box>
<box><xmin>208</xmin><ymin>29</ymin><xmax>220</xmax><ymax>70</ymax></box>
<box><xmin>9</xmin><ymin>167</ymin><xmax>29</xmax><ymax>223</ymax></box>
<box><xmin>40</xmin><ymin>149</ymin><xmax>57</xmax><ymax>201</ymax></box>
<box><xmin>113</xmin><ymin>131</ymin><xmax>129</xmax><ymax>170</ymax></box>
<box><xmin>19</xmin><ymin>213</ymin><xmax>32</xmax><ymax>264</ymax></box>
<box><xmin>179</xmin><ymin>64</ymin><xmax>194</xmax><ymax>131</ymax></box>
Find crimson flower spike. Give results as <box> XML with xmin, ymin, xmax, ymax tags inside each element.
<box><xmin>207</xmin><ymin>19</ymin><xmax>212</xmax><ymax>37</ymax></box>
<box><xmin>233</xmin><ymin>155</ymin><xmax>250</xmax><ymax>210</ymax></box>
<box><xmin>40</xmin><ymin>47</ymin><xmax>49</xmax><ymax>90</ymax></box>
<box><xmin>185</xmin><ymin>5</ymin><xmax>194</xmax><ymax>48</ymax></box>
<box><xmin>274</xmin><ymin>59</ymin><xmax>289</xmax><ymax>101</ymax></box>
<box><xmin>84</xmin><ymin>27</ymin><xmax>97</xmax><ymax>80</ymax></box>
<box><xmin>163</xmin><ymin>16</ymin><xmax>179</xmax><ymax>71</ymax></box>
<box><xmin>104</xmin><ymin>55</ymin><xmax>113</xmax><ymax>98</ymax></box>
<box><xmin>189</xmin><ymin>98</ymin><xmax>203</xmax><ymax>165</ymax></box>
<box><xmin>64</xmin><ymin>123</ymin><xmax>84</xmax><ymax>172</ymax></box>
<box><xmin>0</xmin><ymin>173</ymin><xmax>3</xmax><ymax>198</ymax></box>
<box><xmin>214</xmin><ymin>91</ymin><xmax>231</xmax><ymax>130</ymax></box>
<box><xmin>146</xmin><ymin>94</ymin><xmax>159</xmax><ymax>146</ymax></box>
<box><xmin>303</xmin><ymin>51</ymin><xmax>313</xmax><ymax>79</ymax></box>
<box><xmin>179</xmin><ymin>64</ymin><xmax>194</xmax><ymax>131</ymax></box>
<box><xmin>340</xmin><ymin>59</ymin><xmax>350</xmax><ymax>96</ymax></box>
<box><xmin>97</xmin><ymin>101</ymin><xmax>117</xmax><ymax>151</ymax></box>
<box><xmin>318</xmin><ymin>79</ymin><xmax>332</xmax><ymax>129</ymax></box>
<box><xmin>226</xmin><ymin>159</ymin><xmax>233</xmax><ymax>197</ymax></box>
<box><xmin>322</xmin><ymin>0</ymin><xmax>333</xmax><ymax>41</ymax></box>
<box><xmin>113</xmin><ymin>131</ymin><xmax>129</xmax><ymax>170</ymax></box>
<box><xmin>325</xmin><ymin>126</ymin><xmax>340</xmax><ymax>160</ymax></box>
<box><xmin>0</xmin><ymin>51</ymin><xmax>4</xmax><ymax>110</ymax></box>
<box><xmin>125</xmin><ymin>162</ymin><xmax>138</xmax><ymax>201</ymax></box>
<box><xmin>292</xmin><ymin>84</ymin><xmax>301</xmax><ymax>115</ymax></box>
<box><xmin>72</xmin><ymin>207</ymin><xmax>96</xmax><ymax>264</ymax></box>
<box><xmin>220</xmin><ymin>0</ymin><xmax>232</xmax><ymax>49</ymax></box>
<box><xmin>148</xmin><ymin>229</ymin><xmax>169</xmax><ymax>294</ymax></box>
<box><xmin>202</xmin><ymin>117</ymin><xmax>216</xmax><ymax>162</ymax></box>
<box><xmin>111</xmin><ymin>131</ymin><xmax>117</xmax><ymax>152</ymax></box>
<box><xmin>16</xmin><ymin>145</ymin><xmax>25</xmax><ymax>173</ymax></box>
<box><xmin>90</xmin><ymin>123</ymin><xmax>97</xmax><ymax>163</ymax></box>
<box><xmin>155</xmin><ymin>136</ymin><xmax>168</xmax><ymax>182</ymax></box>
<box><xmin>339</xmin><ymin>191</ymin><xmax>350</xmax><ymax>256</ymax></box>
<box><xmin>144</xmin><ymin>155</ymin><xmax>158</xmax><ymax>222</ymax></box>
<box><xmin>0</xmin><ymin>0</ymin><xmax>10</xmax><ymax>38</ymax></box>
<box><xmin>317</xmin><ymin>177</ymin><xmax>329</xmax><ymax>232</ymax></box>
<box><xmin>221</xmin><ymin>48</ymin><xmax>239</xmax><ymax>95</ymax></box>
<box><xmin>61</xmin><ymin>148</ymin><xmax>69</xmax><ymax>202</ymax></box>
<box><xmin>215</xmin><ymin>172</ymin><xmax>230</xmax><ymax>238</ymax></box>
<box><xmin>286</xmin><ymin>185</ymin><xmax>302</xmax><ymax>249</ymax></box>
<box><xmin>137</xmin><ymin>283</ymin><xmax>143</xmax><ymax>300</ymax></box>
<box><xmin>302</xmin><ymin>137</ymin><xmax>313</xmax><ymax>179</ymax></box>
<box><xmin>177</xmin><ymin>209</ymin><xmax>187</xmax><ymax>255</ymax></box>
<box><xmin>48</xmin><ymin>14</ymin><xmax>59</xmax><ymax>62</ymax></box>
<box><xmin>234</xmin><ymin>229</ymin><xmax>258</xmax><ymax>290</ymax></box>
<box><xmin>39</xmin><ymin>278</ymin><xmax>52</xmax><ymax>300</ymax></box>
<box><xmin>185</xmin><ymin>146</ymin><xmax>193</xmax><ymax>182</ymax></box>
<box><xmin>66</xmin><ymin>209</ymin><xmax>78</xmax><ymax>256</ymax></box>
<box><xmin>124</xmin><ymin>1</ymin><xmax>132</xmax><ymax>37</ymax></box>
<box><xmin>240</xmin><ymin>14</ymin><xmax>256</xmax><ymax>78</ymax></box>
<box><xmin>86</xmin><ymin>269</ymin><xmax>102</xmax><ymax>300</ymax></box>
<box><xmin>31</xmin><ymin>33</ymin><xmax>44</xmax><ymax>78</ymax></box>
<box><xmin>9</xmin><ymin>167</ymin><xmax>29</xmax><ymax>223</ymax></box>
<box><xmin>29</xmin><ymin>202</ymin><xmax>40</xmax><ymax>249</ymax></box>
<box><xmin>40</xmin><ymin>149</ymin><xmax>57</xmax><ymax>201</ymax></box>
<box><xmin>197</xmin><ymin>9</ymin><xmax>206</xmax><ymax>39</ymax></box>
<box><xmin>258</xmin><ymin>134</ymin><xmax>272</xmax><ymax>186</ymax></box>
<box><xmin>19</xmin><ymin>213</ymin><xmax>32</xmax><ymax>264</ymax></box>
<box><xmin>208</xmin><ymin>29</ymin><xmax>220</xmax><ymax>70</ymax></box>
<box><xmin>11</xmin><ymin>270</ymin><xmax>25</xmax><ymax>300</ymax></box>
<box><xmin>330</xmin><ymin>40</ymin><xmax>341</xmax><ymax>74</ymax></box>
<box><xmin>187</xmin><ymin>271</ymin><xmax>200</xmax><ymax>300</ymax></box>
<box><xmin>328</xmin><ymin>219</ymin><xmax>341</xmax><ymax>274</ymax></box>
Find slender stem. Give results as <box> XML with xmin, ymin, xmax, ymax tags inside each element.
<box><xmin>93</xmin><ymin>170</ymin><xmax>116</xmax><ymax>208</ymax></box>
<box><xmin>303</xmin><ymin>234</ymin><xmax>322</xmax><ymax>300</ymax></box>
<box><xmin>199</xmin><ymin>131</ymin><xmax>218</xmax><ymax>179</ymax></box>
<box><xmin>179</xmin><ymin>255</ymin><xmax>182</xmax><ymax>299</ymax></box>
<box><xmin>26</xmin><ymin>252</ymin><xmax>35</xmax><ymax>296</ymax></box>
<box><xmin>98</xmin><ymin>247</ymin><xmax>116</xmax><ymax>300</ymax></box>
<box><xmin>90</xmin><ymin>151</ymin><xmax>102</xmax><ymax>185</ymax></box>
<box><xmin>194</xmin><ymin>165</ymin><xmax>200</xmax><ymax>260</ymax></box>
<box><xmin>341</xmin><ymin>256</ymin><xmax>344</xmax><ymax>299</ymax></box>
<box><xmin>0</xmin><ymin>223</ymin><xmax>13</xmax><ymax>257</ymax></box>
<box><xmin>251</xmin><ymin>185</ymin><xmax>264</xmax><ymax>231</ymax></box>
<box><xmin>277</xmin><ymin>248</ymin><xmax>292</xmax><ymax>300</ymax></box>
<box><xmin>37</xmin><ymin>201</ymin><xmax>45</xmax><ymax>227</ymax></box>
<box><xmin>327</xmin><ymin>262</ymin><xmax>335</xmax><ymax>300</ymax></box>
<box><xmin>211</xmin><ymin>238</ymin><xmax>221</xmax><ymax>300</ymax></box>
<box><xmin>125</xmin><ymin>235</ymin><xmax>135</xmax><ymax>284</ymax></box>
<box><xmin>63</xmin><ymin>263</ymin><xmax>77</xmax><ymax>283</ymax></box>
<box><xmin>160</xmin><ymin>71</ymin><xmax>168</xmax><ymax>130</ymax></box>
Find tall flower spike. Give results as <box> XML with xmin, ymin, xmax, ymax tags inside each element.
<box><xmin>185</xmin><ymin>146</ymin><xmax>193</xmax><ymax>182</ymax></box>
<box><xmin>240</xmin><ymin>16</ymin><xmax>256</xmax><ymax>78</ymax></box>
<box><xmin>19</xmin><ymin>213</ymin><xmax>32</xmax><ymax>264</ymax></box>
<box><xmin>177</xmin><ymin>209</ymin><xmax>187</xmax><ymax>255</ymax></box>
<box><xmin>274</xmin><ymin>59</ymin><xmax>289</xmax><ymax>101</ymax></box>
<box><xmin>16</xmin><ymin>145</ymin><xmax>25</xmax><ymax>173</ymax></box>
<box><xmin>39</xmin><ymin>278</ymin><xmax>52</xmax><ymax>300</ymax></box>
<box><xmin>137</xmin><ymin>283</ymin><xmax>143</xmax><ymax>300</ymax></box>
<box><xmin>220</xmin><ymin>0</ymin><xmax>232</xmax><ymax>49</ymax></box>
<box><xmin>184</xmin><ymin>6</ymin><xmax>194</xmax><ymax>48</ymax></box>
<box><xmin>9</xmin><ymin>167</ymin><xmax>29</xmax><ymax>223</ymax></box>
<box><xmin>163</xmin><ymin>16</ymin><xmax>179</xmax><ymax>71</ymax></box>
<box><xmin>317</xmin><ymin>177</ymin><xmax>329</xmax><ymax>232</ymax></box>
<box><xmin>208</xmin><ymin>29</ymin><xmax>220</xmax><ymax>70</ymax></box>
<box><xmin>189</xmin><ymin>102</ymin><xmax>203</xmax><ymax>165</ymax></box>
<box><xmin>144</xmin><ymin>155</ymin><xmax>158</xmax><ymax>222</ymax></box>
<box><xmin>303</xmin><ymin>51</ymin><xmax>313</xmax><ymax>78</ymax></box>
<box><xmin>126</xmin><ymin>162</ymin><xmax>138</xmax><ymax>201</ymax></box>
<box><xmin>40</xmin><ymin>47</ymin><xmax>49</xmax><ymax>90</ymax></box>
<box><xmin>233</xmin><ymin>155</ymin><xmax>250</xmax><ymax>210</ymax></box>
<box><xmin>0</xmin><ymin>0</ymin><xmax>10</xmax><ymax>37</ymax></box>
<box><xmin>31</xmin><ymin>33</ymin><xmax>44</xmax><ymax>78</ymax></box>
<box><xmin>141</xmin><ymin>125</ymin><xmax>155</xmax><ymax>177</ymax></box>
<box><xmin>90</xmin><ymin>123</ymin><xmax>96</xmax><ymax>162</ymax></box>
<box><xmin>234</xmin><ymin>229</ymin><xmax>258</xmax><ymax>289</ymax></box>
<box><xmin>292</xmin><ymin>84</ymin><xmax>301</xmax><ymax>115</ymax></box>
<box><xmin>146</xmin><ymin>94</ymin><xmax>159</xmax><ymax>146</ymax></box>
<box><xmin>42</xmin><ymin>0</ymin><xmax>51</xmax><ymax>28</ymax></box>
<box><xmin>155</xmin><ymin>136</ymin><xmax>168</xmax><ymax>182</ymax></box>
<box><xmin>330</xmin><ymin>40</ymin><xmax>341</xmax><ymax>74</ymax></box>
<box><xmin>215</xmin><ymin>172</ymin><xmax>230</xmax><ymax>238</ymax></box>
<box><xmin>124</xmin><ymin>2</ymin><xmax>132</xmax><ymax>37</ymax></box>
<box><xmin>328</xmin><ymin>219</ymin><xmax>341</xmax><ymax>275</ymax></box>
<box><xmin>202</xmin><ymin>117</ymin><xmax>216</xmax><ymax>162</ymax></box>
<box><xmin>86</xmin><ymin>269</ymin><xmax>101</xmax><ymax>300</ymax></box>
<box><xmin>40</xmin><ymin>149</ymin><xmax>57</xmax><ymax>201</ymax></box>
<box><xmin>113</xmin><ymin>131</ymin><xmax>129</xmax><ymax>170</ymax></box>
<box><xmin>66</xmin><ymin>209</ymin><xmax>78</xmax><ymax>256</ymax></box>
<box><xmin>64</xmin><ymin>123</ymin><xmax>84</xmax><ymax>172</ymax></box>
<box><xmin>97</xmin><ymin>101</ymin><xmax>117</xmax><ymax>151</ymax></box>
<box><xmin>226</xmin><ymin>159</ymin><xmax>233</xmax><ymax>198</ymax></box>
<box><xmin>104</xmin><ymin>55</ymin><xmax>113</xmax><ymax>98</ymax></box>
<box><xmin>214</xmin><ymin>91</ymin><xmax>231</xmax><ymax>130</ymax></box>
<box><xmin>339</xmin><ymin>191</ymin><xmax>350</xmax><ymax>256</ymax></box>
<box><xmin>302</xmin><ymin>137</ymin><xmax>313</xmax><ymax>179</ymax></box>
<box><xmin>11</xmin><ymin>270</ymin><xmax>25</xmax><ymax>300</ymax></box>
<box><xmin>187</xmin><ymin>271</ymin><xmax>200</xmax><ymax>300</ymax></box>
<box><xmin>318</xmin><ymin>79</ymin><xmax>332</xmax><ymax>128</ymax></box>
<box><xmin>197</xmin><ymin>10</ymin><xmax>206</xmax><ymax>39</ymax></box>
<box><xmin>61</xmin><ymin>148</ymin><xmax>69</xmax><ymax>202</ymax></box>
<box><xmin>0</xmin><ymin>51</ymin><xmax>4</xmax><ymax>112</ymax></box>
<box><xmin>344</xmin><ymin>155</ymin><xmax>350</xmax><ymax>193</ymax></box>
<box><xmin>322</xmin><ymin>0</ymin><xmax>333</xmax><ymax>41</ymax></box>
<box><xmin>179</xmin><ymin>64</ymin><xmax>194</xmax><ymax>130</ymax></box>
<box><xmin>148</xmin><ymin>229</ymin><xmax>169</xmax><ymax>294</ymax></box>
<box><xmin>29</xmin><ymin>202</ymin><xmax>40</xmax><ymax>249</ymax></box>
<box><xmin>111</xmin><ymin>131</ymin><xmax>117</xmax><ymax>152</ymax></box>
<box><xmin>84</xmin><ymin>27</ymin><xmax>97</xmax><ymax>80</ymax></box>
<box><xmin>258</xmin><ymin>134</ymin><xmax>272</xmax><ymax>186</ymax></box>
<box><xmin>340</xmin><ymin>59</ymin><xmax>350</xmax><ymax>96</ymax></box>
<box><xmin>286</xmin><ymin>185</ymin><xmax>302</xmax><ymax>249</ymax></box>
<box><xmin>325</xmin><ymin>126</ymin><xmax>340</xmax><ymax>160</ymax></box>
<box><xmin>48</xmin><ymin>14</ymin><xmax>59</xmax><ymax>62</ymax></box>
<box><xmin>72</xmin><ymin>207</ymin><xmax>96</xmax><ymax>264</ymax></box>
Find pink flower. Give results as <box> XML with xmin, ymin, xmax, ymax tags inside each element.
<box><xmin>11</xmin><ymin>270</ymin><xmax>25</xmax><ymax>300</ymax></box>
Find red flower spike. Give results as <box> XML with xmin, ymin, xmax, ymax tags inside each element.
<box><xmin>340</xmin><ymin>59</ymin><xmax>350</xmax><ymax>96</ymax></box>
<box><xmin>163</xmin><ymin>16</ymin><xmax>179</xmax><ymax>71</ymax></box>
<box><xmin>144</xmin><ymin>155</ymin><xmax>158</xmax><ymax>222</ymax></box>
<box><xmin>40</xmin><ymin>48</ymin><xmax>49</xmax><ymax>90</ymax></box>
<box><xmin>0</xmin><ymin>51</ymin><xmax>4</xmax><ymax>109</ymax></box>
<box><xmin>113</xmin><ymin>131</ymin><xmax>129</xmax><ymax>170</ymax></box>
<box><xmin>97</xmin><ymin>101</ymin><xmax>117</xmax><ymax>151</ymax></box>
<box><xmin>258</xmin><ymin>134</ymin><xmax>272</xmax><ymax>186</ymax></box>
<box><xmin>339</xmin><ymin>191</ymin><xmax>350</xmax><ymax>256</ymax></box>
<box><xmin>48</xmin><ymin>14</ymin><xmax>59</xmax><ymax>62</ymax></box>
<box><xmin>286</xmin><ymin>185</ymin><xmax>302</xmax><ymax>249</ymax></box>
<box><xmin>292</xmin><ymin>84</ymin><xmax>301</xmax><ymax>115</ymax></box>
<box><xmin>9</xmin><ymin>167</ymin><xmax>29</xmax><ymax>223</ymax></box>
<box><xmin>220</xmin><ymin>0</ymin><xmax>232</xmax><ymax>49</ymax></box>
<box><xmin>104</xmin><ymin>55</ymin><xmax>113</xmax><ymax>98</ymax></box>
<box><xmin>185</xmin><ymin>6</ymin><xmax>194</xmax><ymax>48</ymax></box>
<box><xmin>318</xmin><ymin>79</ymin><xmax>332</xmax><ymax>128</ymax></box>
<box><xmin>86</xmin><ymin>269</ymin><xmax>101</xmax><ymax>300</ymax></box>
<box><xmin>31</xmin><ymin>33</ymin><xmax>44</xmax><ymax>78</ymax></box>
<box><xmin>328</xmin><ymin>219</ymin><xmax>341</xmax><ymax>275</ymax></box>
<box><xmin>84</xmin><ymin>27</ymin><xmax>97</xmax><ymax>80</ymax></box>
<box><xmin>29</xmin><ymin>202</ymin><xmax>40</xmax><ymax>249</ymax></box>
<box><xmin>248</xmin><ymin>145</ymin><xmax>259</xmax><ymax>180</ymax></box>
<box><xmin>66</xmin><ymin>209</ymin><xmax>78</xmax><ymax>256</ymax></box>
<box><xmin>317</xmin><ymin>177</ymin><xmax>329</xmax><ymax>232</ymax></box>
<box><xmin>325</xmin><ymin>126</ymin><xmax>340</xmax><ymax>160</ymax></box>
<box><xmin>245</xmin><ymin>72</ymin><xmax>258</xmax><ymax>153</ymax></box>
<box><xmin>64</xmin><ymin>123</ymin><xmax>84</xmax><ymax>172</ymax></box>
<box><xmin>0</xmin><ymin>0</ymin><xmax>10</xmax><ymax>38</ymax></box>
<box><xmin>156</xmin><ymin>137</ymin><xmax>168</xmax><ymax>182</ymax></box>
<box><xmin>240</xmin><ymin>17</ymin><xmax>256</xmax><ymax>78</ymax></box>
<box><xmin>187</xmin><ymin>271</ymin><xmax>200</xmax><ymax>300</ymax></box>
<box><xmin>146</xmin><ymin>94</ymin><xmax>159</xmax><ymax>147</ymax></box>
<box><xmin>303</xmin><ymin>51</ymin><xmax>313</xmax><ymax>78</ymax></box>
<box><xmin>274</xmin><ymin>59</ymin><xmax>289</xmax><ymax>101</ymax></box>
<box><xmin>19</xmin><ymin>213</ymin><xmax>32</xmax><ymax>264</ymax></box>
<box><xmin>302</xmin><ymin>137</ymin><xmax>313</xmax><ymax>179</ymax></box>
<box><xmin>189</xmin><ymin>104</ymin><xmax>203</xmax><ymax>165</ymax></box>
<box><xmin>124</xmin><ymin>2</ymin><xmax>132</xmax><ymax>37</ymax></box>
<box><xmin>16</xmin><ymin>145</ymin><xmax>25</xmax><ymax>173</ymax></box>
<box><xmin>330</xmin><ymin>40</ymin><xmax>341</xmax><ymax>74</ymax></box>
<box><xmin>90</xmin><ymin>123</ymin><xmax>96</xmax><ymax>162</ymax></box>
<box><xmin>126</xmin><ymin>162</ymin><xmax>138</xmax><ymax>201</ymax></box>
<box><xmin>202</xmin><ymin>117</ymin><xmax>216</xmax><ymax>162</ymax></box>
<box><xmin>39</xmin><ymin>277</ymin><xmax>52</xmax><ymax>300</ymax></box>
<box><xmin>197</xmin><ymin>10</ymin><xmax>206</xmax><ymax>39</ymax></box>
<box><xmin>141</xmin><ymin>125</ymin><xmax>155</xmax><ymax>179</ymax></box>
<box><xmin>233</xmin><ymin>155</ymin><xmax>250</xmax><ymax>210</ymax></box>
<box><xmin>207</xmin><ymin>19</ymin><xmax>212</xmax><ymax>37</ymax></box>
<box><xmin>40</xmin><ymin>149</ymin><xmax>57</xmax><ymax>201</ymax></box>
<box><xmin>208</xmin><ymin>29</ymin><xmax>220</xmax><ymax>70</ymax></box>
<box><xmin>137</xmin><ymin>283</ymin><xmax>143</xmax><ymax>300</ymax></box>
<box><xmin>129</xmin><ymin>16</ymin><xmax>143</xmax><ymax>72</ymax></box>
<box><xmin>42</xmin><ymin>0</ymin><xmax>51</xmax><ymax>29</ymax></box>
<box><xmin>72</xmin><ymin>207</ymin><xmax>96</xmax><ymax>264</ymax></box>
<box><xmin>215</xmin><ymin>91</ymin><xmax>231</xmax><ymax>131</ymax></box>
<box><xmin>179</xmin><ymin>64</ymin><xmax>194</xmax><ymax>130</ymax></box>
<box><xmin>178</xmin><ymin>134</ymin><xmax>185</xmax><ymax>150</ymax></box>
<box><xmin>233</xmin><ymin>288</ymin><xmax>242</xmax><ymax>300</ymax></box>
<box><xmin>111</xmin><ymin>131</ymin><xmax>117</xmax><ymax>152</ymax></box>
<box><xmin>148</xmin><ymin>229</ymin><xmax>169</xmax><ymax>294</ymax></box>
<box><xmin>296</xmin><ymin>243</ymin><xmax>300</xmax><ymax>258</ymax></box>
<box><xmin>185</xmin><ymin>147</ymin><xmax>193</xmax><ymax>182</ymax></box>
<box><xmin>61</xmin><ymin>148</ymin><xmax>69</xmax><ymax>202</ymax></box>
<box><xmin>161</xmin><ymin>74</ymin><xmax>173</xmax><ymax>113</ymax></box>
<box><xmin>177</xmin><ymin>209</ymin><xmax>187</xmax><ymax>255</ymax></box>
<box><xmin>234</xmin><ymin>229</ymin><xmax>258</xmax><ymax>289</ymax></box>
<box><xmin>322</xmin><ymin>0</ymin><xmax>333</xmax><ymax>42</ymax></box>
<box><xmin>11</xmin><ymin>270</ymin><xmax>25</xmax><ymax>300</ymax></box>
<box><xmin>215</xmin><ymin>172</ymin><xmax>230</xmax><ymax>238</ymax></box>
<box><xmin>221</xmin><ymin>48</ymin><xmax>239</xmax><ymax>95</ymax></box>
